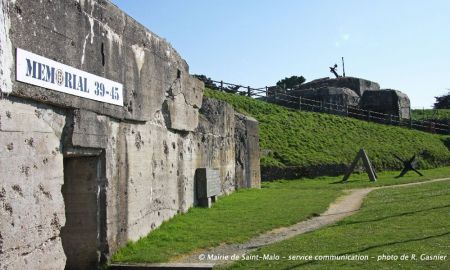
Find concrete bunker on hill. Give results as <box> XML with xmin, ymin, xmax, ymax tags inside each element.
<box><xmin>267</xmin><ymin>76</ymin><xmax>411</xmax><ymax>120</ymax></box>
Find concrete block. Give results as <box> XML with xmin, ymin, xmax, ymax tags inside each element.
<box><xmin>166</xmin><ymin>94</ymin><xmax>199</xmax><ymax>132</ymax></box>
<box><xmin>235</xmin><ymin>113</ymin><xmax>261</xmax><ymax>189</ymax></box>
<box><xmin>299</xmin><ymin>76</ymin><xmax>380</xmax><ymax>96</ymax></box>
<box><xmin>71</xmin><ymin>109</ymin><xmax>109</xmax><ymax>148</ymax></box>
<box><xmin>0</xmin><ymin>99</ymin><xmax>66</xmax><ymax>270</ymax></box>
<box><xmin>360</xmin><ymin>89</ymin><xmax>411</xmax><ymax>119</ymax></box>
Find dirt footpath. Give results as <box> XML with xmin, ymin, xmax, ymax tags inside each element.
<box><xmin>172</xmin><ymin>178</ymin><xmax>450</xmax><ymax>266</ymax></box>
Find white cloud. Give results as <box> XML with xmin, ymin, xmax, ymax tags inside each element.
<box><xmin>334</xmin><ymin>32</ymin><xmax>350</xmax><ymax>47</ymax></box>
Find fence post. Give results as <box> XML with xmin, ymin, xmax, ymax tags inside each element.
<box><xmin>410</xmin><ymin>117</ymin><xmax>413</xmax><ymax>129</ymax></box>
<box><xmin>345</xmin><ymin>105</ymin><xmax>348</xmax><ymax>116</ymax></box>
<box><xmin>320</xmin><ymin>101</ymin><xmax>323</xmax><ymax>112</ymax></box>
<box><xmin>247</xmin><ymin>86</ymin><xmax>251</xmax><ymax>97</ymax></box>
<box><xmin>299</xmin><ymin>97</ymin><xmax>302</xmax><ymax>111</ymax></box>
<box><xmin>389</xmin><ymin>114</ymin><xmax>392</xmax><ymax>125</ymax></box>
<box><xmin>367</xmin><ymin>111</ymin><xmax>371</xmax><ymax>121</ymax></box>
<box><xmin>220</xmin><ymin>80</ymin><xmax>223</xmax><ymax>91</ymax></box>
<box><xmin>265</xmin><ymin>86</ymin><xmax>268</xmax><ymax>97</ymax></box>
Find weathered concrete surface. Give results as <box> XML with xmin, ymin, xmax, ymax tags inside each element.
<box><xmin>0</xmin><ymin>0</ymin><xmax>261</xmax><ymax>269</ymax></box>
<box><xmin>0</xmin><ymin>0</ymin><xmax>12</xmax><ymax>94</ymax></box>
<box><xmin>166</xmin><ymin>94</ymin><xmax>200</xmax><ymax>132</ymax></box>
<box><xmin>196</xmin><ymin>98</ymin><xmax>236</xmax><ymax>195</ymax></box>
<box><xmin>283</xmin><ymin>86</ymin><xmax>360</xmax><ymax>108</ymax></box>
<box><xmin>7</xmin><ymin>0</ymin><xmax>203</xmax><ymax>126</ymax></box>
<box><xmin>235</xmin><ymin>113</ymin><xmax>261</xmax><ymax>189</ymax></box>
<box><xmin>70</xmin><ymin>109</ymin><xmax>109</xmax><ymax>149</ymax></box>
<box><xmin>120</xmin><ymin>122</ymin><xmax>196</xmax><ymax>241</ymax></box>
<box><xmin>299</xmin><ymin>77</ymin><xmax>380</xmax><ymax>96</ymax></box>
<box><xmin>0</xmin><ymin>98</ymin><xmax>67</xmax><ymax>270</ymax></box>
<box><xmin>360</xmin><ymin>89</ymin><xmax>411</xmax><ymax>119</ymax></box>
<box><xmin>62</xmin><ymin>101</ymin><xmax>243</xmax><ymax>245</ymax></box>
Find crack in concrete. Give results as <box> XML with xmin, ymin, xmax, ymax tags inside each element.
<box><xmin>1</xmin><ymin>235</ymin><xmax>59</xmax><ymax>261</ymax></box>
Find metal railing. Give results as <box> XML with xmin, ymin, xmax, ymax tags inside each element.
<box><xmin>207</xmin><ymin>79</ymin><xmax>450</xmax><ymax>135</ymax></box>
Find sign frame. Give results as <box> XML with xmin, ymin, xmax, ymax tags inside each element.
<box><xmin>16</xmin><ymin>48</ymin><xmax>123</xmax><ymax>106</ymax></box>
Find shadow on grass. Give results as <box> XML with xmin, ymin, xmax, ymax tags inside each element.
<box><xmin>330</xmin><ymin>180</ymin><xmax>347</xmax><ymax>184</ymax></box>
<box><xmin>282</xmin><ymin>231</ymin><xmax>450</xmax><ymax>270</ymax></box>
<box><xmin>335</xmin><ymin>204</ymin><xmax>450</xmax><ymax>227</ymax></box>
<box><xmin>329</xmin><ymin>178</ymin><xmax>378</xmax><ymax>185</ymax></box>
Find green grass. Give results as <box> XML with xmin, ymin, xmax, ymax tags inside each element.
<box><xmin>111</xmin><ymin>185</ymin><xmax>342</xmax><ymax>263</ymax></box>
<box><xmin>412</xmin><ymin>109</ymin><xmax>450</xmax><ymax>122</ymax></box>
<box><xmin>224</xmin><ymin>179</ymin><xmax>450</xmax><ymax>269</ymax></box>
<box><xmin>111</xmin><ymin>167</ymin><xmax>450</xmax><ymax>264</ymax></box>
<box><xmin>205</xmin><ymin>89</ymin><xmax>450</xmax><ymax>171</ymax></box>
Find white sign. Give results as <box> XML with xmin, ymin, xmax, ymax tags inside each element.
<box><xmin>16</xmin><ymin>48</ymin><xmax>123</xmax><ymax>106</ymax></box>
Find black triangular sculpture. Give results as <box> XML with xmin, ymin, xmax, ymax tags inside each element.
<box><xmin>342</xmin><ymin>148</ymin><xmax>377</xmax><ymax>182</ymax></box>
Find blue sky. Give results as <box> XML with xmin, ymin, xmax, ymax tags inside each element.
<box><xmin>111</xmin><ymin>0</ymin><xmax>450</xmax><ymax>108</ymax></box>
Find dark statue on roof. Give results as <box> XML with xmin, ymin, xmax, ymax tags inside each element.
<box><xmin>329</xmin><ymin>64</ymin><xmax>340</xmax><ymax>78</ymax></box>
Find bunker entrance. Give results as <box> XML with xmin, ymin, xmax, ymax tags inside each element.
<box><xmin>61</xmin><ymin>150</ymin><xmax>106</xmax><ymax>270</ymax></box>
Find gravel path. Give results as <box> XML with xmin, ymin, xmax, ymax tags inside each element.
<box><xmin>171</xmin><ymin>178</ymin><xmax>450</xmax><ymax>266</ymax></box>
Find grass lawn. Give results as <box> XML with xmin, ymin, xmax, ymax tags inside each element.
<box><xmin>412</xmin><ymin>109</ymin><xmax>450</xmax><ymax>122</ymax></box>
<box><xmin>224</xmin><ymin>179</ymin><xmax>450</xmax><ymax>269</ymax></box>
<box><xmin>111</xmin><ymin>167</ymin><xmax>450</xmax><ymax>264</ymax></box>
<box><xmin>205</xmin><ymin>89</ymin><xmax>450</xmax><ymax>171</ymax></box>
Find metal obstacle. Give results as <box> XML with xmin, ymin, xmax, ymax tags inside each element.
<box><xmin>342</xmin><ymin>148</ymin><xmax>377</xmax><ymax>182</ymax></box>
<box><xmin>393</xmin><ymin>154</ymin><xmax>423</xmax><ymax>178</ymax></box>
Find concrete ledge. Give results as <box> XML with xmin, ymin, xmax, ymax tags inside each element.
<box><xmin>108</xmin><ymin>263</ymin><xmax>214</xmax><ymax>270</ymax></box>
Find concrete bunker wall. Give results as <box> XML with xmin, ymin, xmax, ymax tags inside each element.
<box><xmin>235</xmin><ymin>113</ymin><xmax>261</xmax><ymax>189</ymax></box>
<box><xmin>360</xmin><ymin>89</ymin><xmax>411</xmax><ymax>119</ymax></box>
<box><xmin>298</xmin><ymin>77</ymin><xmax>380</xmax><ymax>96</ymax></box>
<box><xmin>0</xmin><ymin>98</ymin><xmax>67</xmax><ymax>269</ymax></box>
<box><xmin>268</xmin><ymin>76</ymin><xmax>410</xmax><ymax>119</ymax></box>
<box><xmin>0</xmin><ymin>0</ymin><xmax>261</xmax><ymax>269</ymax></box>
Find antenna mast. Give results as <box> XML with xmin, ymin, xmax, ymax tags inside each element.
<box><xmin>342</xmin><ymin>57</ymin><xmax>346</xmax><ymax>77</ymax></box>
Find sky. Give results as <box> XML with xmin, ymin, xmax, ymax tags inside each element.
<box><xmin>111</xmin><ymin>0</ymin><xmax>450</xmax><ymax>108</ymax></box>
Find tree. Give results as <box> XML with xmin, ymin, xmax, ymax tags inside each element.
<box><xmin>433</xmin><ymin>90</ymin><xmax>450</xmax><ymax>109</ymax></box>
<box><xmin>276</xmin><ymin>75</ymin><xmax>306</xmax><ymax>90</ymax></box>
<box><xmin>193</xmin><ymin>74</ymin><xmax>218</xmax><ymax>90</ymax></box>
<box><xmin>193</xmin><ymin>74</ymin><xmax>243</xmax><ymax>94</ymax></box>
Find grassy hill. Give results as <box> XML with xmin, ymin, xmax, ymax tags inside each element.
<box><xmin>205</xmin><ymin>89</ymin><xmax>450</xmax><ymax>178</ymax></box>
<box><xmin>412</xmin><ymin>108</ymin><xmax>450</xmax><ymax>122</ymax></box>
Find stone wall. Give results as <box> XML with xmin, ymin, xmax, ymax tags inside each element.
<box><xmin>0</xmin><ymin>0</ymin><xmax>260</xmax><ymax>269</ymax></box>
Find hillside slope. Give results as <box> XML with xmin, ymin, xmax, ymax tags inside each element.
<box><xmin>412</xmin><ymin>109</ymin><xmax>450</xmax><ymax>122</ymax></box>
<box><xmin>205</xmin><ymin>89</ymin><xmax>450</xmax><ymax>179</ymax></box>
